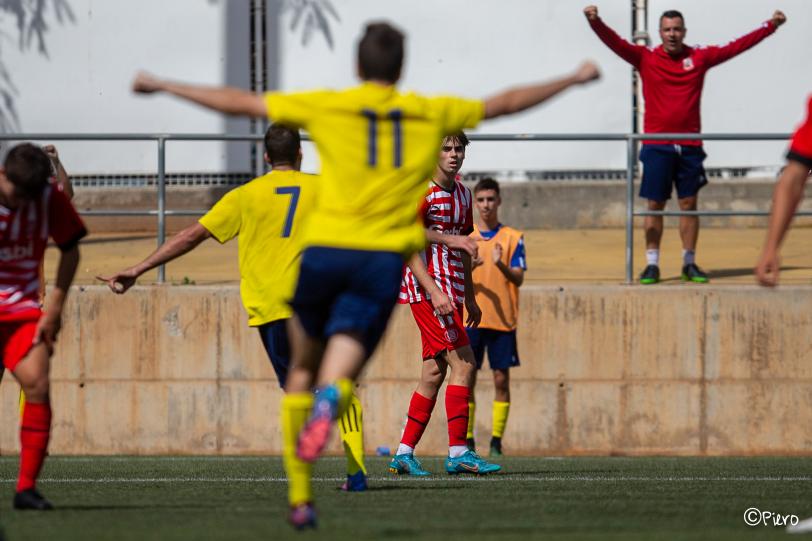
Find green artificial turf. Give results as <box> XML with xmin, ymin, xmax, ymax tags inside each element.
<box><xmin>0</xmin><ymin>456</ymin><xmax>809</xmax><ymax>540</ymax></box>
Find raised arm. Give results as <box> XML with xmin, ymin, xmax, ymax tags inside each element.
<box><xmin>483</xmin><ymin>61</ymin><xmax>600</xmax><ymax>120</ymax></box>
<box><xmin>705</xmin><ymin>11</ymin><xmax>785</xmax><ymax>68</ymax></box>
<box><xmin>584</xmin><ymin>5</ymin><xmax>644</xmax><ymax>67</ymax></box>
<box><xmin>97</xmin><ymin>222</ymin><xmax>212</xmax><ymax>293</ymax></box>
<box><xmin>43</xmin><ymin>145</ymin><xmax>73</xmax><ymax>200</ymax></box>
<box><xmin>132</xmin><ymin>72</ymin><xmax>267</xmax><ymax>118</ymax></box>
<box><xmin>755</xmin><ymin>160</ymin><xmax>810</xmax><ymax>287</ymax></box>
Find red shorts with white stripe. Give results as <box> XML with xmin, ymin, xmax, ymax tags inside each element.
<box><xmin>409</xmin><ymin>300</ymin><xmax>470</xmax><ymax>360</ymax></box>
<box><xmin>0</xmin><ymin>320</ymin><xmax>38</xmax><ymax>371</ymax></box>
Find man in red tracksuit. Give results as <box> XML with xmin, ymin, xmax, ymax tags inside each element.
<box><xmin>585</xmin><ymin>5</ymin><xmax>786</xmax><ymax>284</ymax></box>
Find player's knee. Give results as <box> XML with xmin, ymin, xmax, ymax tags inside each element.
<box><xmin>678</xmin><ymin>196</ymin><xmax>697</xmax><ymax>210</ymax></box>
<box><xmin>21</xmin><ymin>377</ymin><xmax>50</xmax><ymax>402</ymax></box>
<box><xmin>493</xmin><ymin>369</ymin><xmax>510</xmax><ymax>392</ymax></box>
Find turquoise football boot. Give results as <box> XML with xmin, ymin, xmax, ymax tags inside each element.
<box><xmin>388</xmin><ymin>453</ymin><xmax>431</xmax><ymax>476</ymax></box>
<box><xmin>445</xmin><ymin>450</ymin><xmax>501</xmax><ymax>474</ymax></box>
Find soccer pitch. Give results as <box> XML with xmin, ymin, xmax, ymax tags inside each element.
<box><xmin>0</xmin><ymin>456</ymin><xmax>808</xmax><ymax>540</ymax></box>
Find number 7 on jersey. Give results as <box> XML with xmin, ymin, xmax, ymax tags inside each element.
<box><xmin>276</xmin><ymin>186</ymin><xmax>300</xmax><ymax>238</ymax></box>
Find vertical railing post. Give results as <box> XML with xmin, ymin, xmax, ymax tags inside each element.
<box><xmin>625</xmin><ymin>136</ymin><xmax>635</xmax><ymax>284</ymax></box>
<box><xmin>157</xmin><ymin>136</ymin><xmax>167</xmax><ymax>283</ymax></box>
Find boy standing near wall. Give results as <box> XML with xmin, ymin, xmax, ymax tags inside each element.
<box><xmin>465</xmin><ymin>178</ymin><xmax>526</xmax><ymax>456</ymax></box>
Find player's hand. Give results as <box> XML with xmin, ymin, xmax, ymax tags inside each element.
<box><xmin>584</xmin><ymin>5</ymin><xmax>599</xmax><ymax>21</ymax></box>
<box><xmin>472</xmin><ymin>256</ymin><xmax>484</xmax><ymax>268</ymax></box>
<box><xmin>33</xmin><ymin>312</ymin><xmax>61</xmax><ymax>350</ymax></box>
<box><xmin>771</xmin><ymin>10</ymin><xmax>786</xmax><ymax>27</ymax></box>
<box><xmin>42</xmin><ymin>145</ymin><xmax>60</xmax><ymax>165</ymax></box>
<box><xmin>96</xmin><ymin>270</ymin><xmax>138</xmax><ymax>294</ymax></box>
<box><xmin>491</xmin><ymin>243</ymin><xmax>503</xmax><ymax>264</ymax></box>
<box><xmin>574</xmin><ymin>61</ymin><xmax>601</xmax><ymax>84</ymax></box>
<box><xmin>430</xmin><ymin>290</ymin><xmax>455</xmax><ymax>316</ymax></box>
<box><xmin>448</xmin><ymin>234</ymin><xmax>479</xmax><ymax>259</ymax></box>
<box><xmin>465</xmin><ymin>297</ymin><xmax>482</xmax><ymax>328</ymax></box>
<box><xmin>755</xmin><ymin>250</ymin><xmax>780</xmax><ymax>287</ymax></box>
<box><xmin>132</xmin><ymin>71</ymin><xmax>163</xmax><ymax>94</ymax></box>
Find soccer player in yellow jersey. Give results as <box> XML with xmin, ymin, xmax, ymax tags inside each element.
<box><xmin>97</xmin><ymin>125</ymin><xmax>369</xmax><ymax>492</ymax></box>
<box><xmin>131</xmin><ymin>21</ymin><xmax>600</xmax><ymax>528</ymax></box>
<box><xmin>464</xmin><ymin>178</ymin><xmax>526</xmax><ymax>457</ymax></box>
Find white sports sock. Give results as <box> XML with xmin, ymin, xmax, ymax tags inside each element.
<box><xmin>646</xmin><ymin>249</ymin><xmax>659</xmax><ymax>266</ymax></box>
<box><xmin>396</xmin><ymin>443</ymin><xmax>414</xmax><ymax>456</ymax></box>
<box><xmin>683</xmin><ymin>249</ymin><xmax>695</xmax><ymax>265</ymax></box>
<box><xmin>448</xmin><ymin>445</ymin><xmax>468</xmax><ymax>458</ymax></box>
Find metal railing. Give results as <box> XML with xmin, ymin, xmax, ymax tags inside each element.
<box><xmin>0</xmin><ymin>132</ymin><xmax>800</xmax><ymax>284</ymax></box>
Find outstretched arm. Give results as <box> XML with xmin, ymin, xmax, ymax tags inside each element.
<box><xmin>97</xmin><ymin>223</ymin><xmax>212</xmax><ymax>293</ymax></box>
<box><xmin>483</xmin><ymin>61</ymin><xmax>600</xmax><ymax>120</ymax></box>
<box><xmin>755</xmin><ymin>160</ymin><xmax>810</xmax><ymax>287</ymax></box>
<box><xmin>132</xmin><ymin>72</ymin><xmax>267</xmax><ymax>118</ymax></box>
<box><xmin>705</xmin><ymin>11</ymin><xmax>785</xmax><ymax>67</ymax></box>
<box><xmin>584</xmin><ymin>5</ymin><xmax>644</xmax><ymax>67</ymax></box>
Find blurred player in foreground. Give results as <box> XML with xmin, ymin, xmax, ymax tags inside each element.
<box><xmin>390</xmin><ymin>133</ymin><xmax>501</xmax><ymax>476</ymax></box>
<box><xmin>0</xmin><ymin>143</ymin><xmax>85</xmax><ymax>510</ymax></box>
<box><xmin>465</xmin><ymin>178</ymin><xmax>526</xmax><ymax>457</ymax></box>
<box><xmin>130</xmin><ymin>21</ymin><xmax>600</xmax><ymax>528</ymax></box>
<box><xmin>97</xmin><ymin>124</ymin><xmax>368</xmax><ymax>492</ymax></box>
<box><xmin>755</xmin><ymin>97</ymin><xmax>812</xmax><ymax>287</ymax></box>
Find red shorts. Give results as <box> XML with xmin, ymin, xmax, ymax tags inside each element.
<box><xmin>0</xmin><ymin>320</ymin><xmax>38</xmax><ymax>371</ymax></box>
<box><xmin>409</xmin><ymin>300</ymin><xmax>469</xmax><ymax>360</ymax></box>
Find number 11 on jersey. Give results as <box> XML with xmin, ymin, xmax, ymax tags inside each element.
<box><xmin>362</xmin><ymin>109</ymin><xmax>402</xmax><ymax>168</ymax></box>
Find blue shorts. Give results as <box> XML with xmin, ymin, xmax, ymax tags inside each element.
<box><xmin>257</xmin><ymin>319</ymin><xmax>290</xmax><ymax>389</ymax></box>
<box><xmin>639</xmin><ymin>144</ymin><xmax>707</xmax><ymax>202</ymax></box>
<box><xmin>290</xmin><ymin>247</ymin><xmax>404</xmax><ymax>357</ymax></box>
<box><xmin>465</xmin><ymin>328</ymin><xmax>520</xmax><ymax>370</ymax></box>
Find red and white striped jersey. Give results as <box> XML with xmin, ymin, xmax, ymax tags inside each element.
<box><xmin>400</xmin><ymin>179</ymin><xmax>473</xmax><ymax>304</ymax></box>
<box><xmin>0</xmin><ymin>185</ymin><xmax>86</xmax><ymax>322</ymax></box>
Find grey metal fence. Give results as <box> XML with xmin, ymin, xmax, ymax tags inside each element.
<box><xmin>0</xmin><ymin>132</ymin><xmax>801</xmax><ymax>284</ymax></box>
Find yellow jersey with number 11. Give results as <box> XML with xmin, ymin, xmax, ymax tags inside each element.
<box><xmin>264</xmin><ymin>83</ymin><xmax>484</xmax><ymax>256</ymax></box>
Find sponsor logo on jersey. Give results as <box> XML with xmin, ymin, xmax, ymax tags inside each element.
<box><xmin>0</xmin><ymin>241</ymin><xmax>34</xmax><ymax>262</ymax></box>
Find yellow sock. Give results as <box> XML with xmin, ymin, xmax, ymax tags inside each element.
<box><xmin>281</xmin><ymin>393</ymin><xmax>314</xmax><ymax>506</ymax></box>
<box><xmin>338</xmin><ymin>393</ymin><xmax>366</xmax><ymax>476</ymax></box>
<box><xmin>466</xmin><ymin>401</ymin><xmax>476</xmax><ymax>439</ymax></box>
<box><xmin>19</xmin><ymin>389</ymin><xmax>25</xmax><ymax>417</ymax></box>
<box><xmin>335</xmin><ymin>378</ymin><xmax>354</xmax><ymax>417</ymax></box>
<box><xmin>492</xmin><ymin>401</ymin><xmax>510</xmax><ymax>438</ymax></box>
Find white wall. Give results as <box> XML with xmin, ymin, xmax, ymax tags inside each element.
<box><xmin>6</xmin><ymin>0</ymin><xmax>812</xmax><ymax>174</ymax></box>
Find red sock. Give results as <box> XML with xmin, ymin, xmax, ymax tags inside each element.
<box><xmin>400</xmin><ymin>392</ymin><xmax>436</xmax><ymax>449</ymax></box>
<box><xmin>17</xmin><ymin>401</ymin><xmax>51</xmax><ymax>492</ymax></box>
<box><xmin>445</xmin><ymin>385</ymin><xmax>471</xmax><ymax>447</ymax></box>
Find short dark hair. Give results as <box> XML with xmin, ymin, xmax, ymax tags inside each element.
<box><xmin>474</xmin><ymin>177</ymin><xmax>500</xmax><ymax>195</ymax></box>
<box><xmin>264</xmin><ymin>123</ymin><xmax>301</xmax><ymax>166</ymax></box>
<box><xmin>3</xmin><ymin>143</ymin><xmax>51</xmax><ymax>199</ymax></box>
<box><xmin>357</xmin><ymin>22</ymin><xmax>404</xmax><ymax>83</ymax></box>
<box><xmin>660</xmin><ymin>10</ymin><xmax>685</xmax><ymax>24</ymax></box>
<box><xmin>443</xmin><ymin>132</ymin><xmax>470</xmax><ymax>148</ymax></box>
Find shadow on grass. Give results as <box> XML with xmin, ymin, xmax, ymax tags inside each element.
<box><xmin>659</xmin><ymin>265</ymin><xmax>808</xmax><ymax>283</ymax></box>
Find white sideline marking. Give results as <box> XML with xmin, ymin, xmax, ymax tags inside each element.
<box><xmin>0</xmin><ymin>476</ymin><xmax>810</xmax><ymax>483</ymax></box>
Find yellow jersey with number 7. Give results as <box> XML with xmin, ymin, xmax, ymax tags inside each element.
<box><xmin>199</xmin><ymin>170</ymin><xmax>317</xmax><ymax>326</ymax></box>
<box><xmin>264</xmin><ymin>83</ymin><xmax>484</xmax><ymax>256</ymax></box>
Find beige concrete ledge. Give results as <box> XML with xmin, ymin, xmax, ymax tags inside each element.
<box><xmin>1</xmin><ymin>285</ymin><xmax>811</xmax><ymax>456</ymax></box>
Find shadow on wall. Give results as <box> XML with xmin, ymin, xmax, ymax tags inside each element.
<box><xmin>0</xmin><ymin>0</ymin><xmax>75</xmax><ymax>132</ymax></box>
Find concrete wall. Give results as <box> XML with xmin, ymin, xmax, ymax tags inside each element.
<box><xmin>75</xmin><ymin>178</ymin><xmax>812</xmax><ymax>233</ymax></box>
<box><xmin>2</xmin><ymin>285</ymin><xmax>811</xmax><ymax>456</ymax></box>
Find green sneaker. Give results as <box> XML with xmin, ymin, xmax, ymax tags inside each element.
<box><xmin>388</xmin><ymin>453</ymin><xmax>431</xmax><ymax>476</ymax></box>
<box><xmin>445</xmin><ymin>450</ymin><xmax>501</xmax><ymax>475</ymax></box>
<box><xmin>681</xmin><ymin>263</ymin><xmax>709</xmax><ymax>283</ymax></box>
<box><xmin>639</xmin><ymin>264</ymin><xmax>660</xmax><ymax>285</ymax></box>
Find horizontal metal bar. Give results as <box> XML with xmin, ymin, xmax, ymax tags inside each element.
<box><xmin>77</xmin><ymin>210</ymin><xmax>207</xmax><ymax>216</ymax></box>
<box><xmin>635</xmin><ymin>210</ymin><xmax>812</xmax><ymax>217</ymax></box>
<box><xmin>628</xmin><ymin>133</ymin><xmax>792</xmax><ymax>141</ymax></box>
<box><xmin>0</xmin><ymin>132</ymin><xmax>793</xmax><ymax>143</ymax></box>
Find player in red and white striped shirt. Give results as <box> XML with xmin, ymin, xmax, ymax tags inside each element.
<box><xmin>0</xmin><ymin>144</ymin><xmax>85</xmax><ymax>510</ymax></box>
<box><xmin>390</xmin><ymin>133</ymin><xmax>501</xmax><ymax>476</ymax></box>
